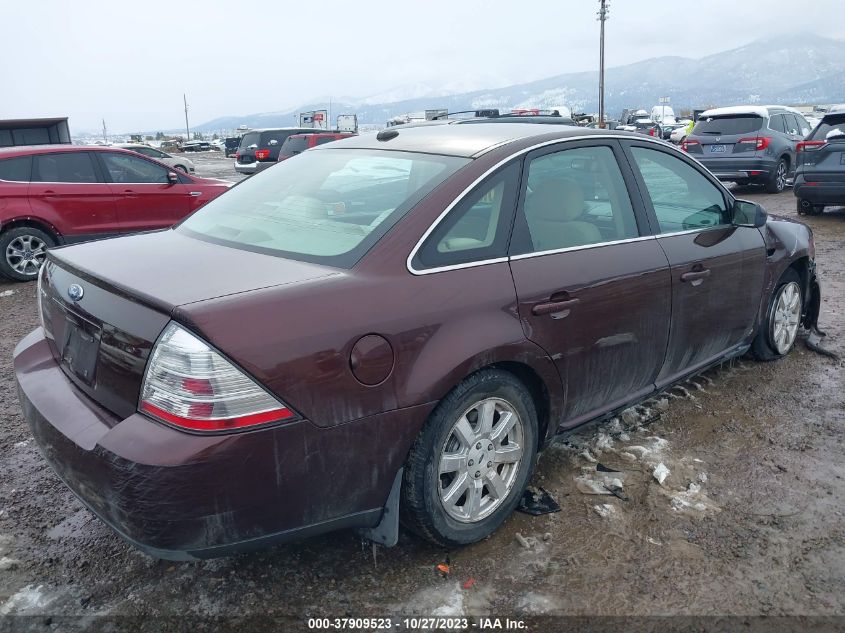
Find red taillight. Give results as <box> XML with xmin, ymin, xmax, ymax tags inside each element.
<box><xmin>255</xmin><ymin>149</ymin><xmax>270</xmax><ymax>160</ymax></box>
<box><xmin>737</xmin><ymin>136</ymin><xmax>771</xmax><ymax>150</ymax></box>
<box><xmin>797</xmin><ymin>140</ymin><xmax>826</xmax><ymax>152</ymax></box>
<box><xmin>140</xmin><ymin>323</ymin><xmax>295</xmax><ymax>433</ymax></box>
<box><xmin>681</xmin><ymin>139</ymin><xmax>700</xmax><ymax>152</ymax></box>
<box><xmin>234</xmin><ymin>152</ymin><xmax>240</xmax><ymax>159</ymax></box>
<box><xmin>649</xmin><ymin>128</ymin><xmax>657</xmax><ymax>137</ymax></box>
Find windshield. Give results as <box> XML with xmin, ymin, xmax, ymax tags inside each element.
<box><xmin>239</xmin><ymin>132</ymin><xmax>259</xmax><ymax>149</ymax></box>
<box><xmin>693</xmin><ymin>115</ymin><xmax>763</xmax><ymax>136</ymax></box>
<box><xmin>178</xmin><ymin>149</ymin><xmax>469</xmax><ymax>268</ymax></box>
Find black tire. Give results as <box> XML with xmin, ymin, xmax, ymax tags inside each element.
<box><xmin>765</xmin><ymin>158</ymin><xmax>788</xmax><ymax>194</ymax></box>
<box><xmin>401</xmin><ymin>369</ymin><xmax>538</xmax><ymax>548</ymax></box>
<box><xmin>796</xmin><ymin>198</ymin><xmax>824</xmax><ymax>216</ymax></box>
<box><xmin>751</xmin><ymin>268</ymin><xmax>803</xmax><ymax>361</ymax></box>
<box><xmin>174</xmin><ymin>164</ymin><xmax>188</xmax><ymax>173</ymax></box>
<box><xmin>0</xmin><ymin>226</ymin><xmax>55</xmax><ymax>282</ymax></box>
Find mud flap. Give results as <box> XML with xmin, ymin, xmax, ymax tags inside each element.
<box><xmin>359</xmin><ymin>467</ymin><xmax>402</xmax><ymax>547</ymax></box>
<box><xmin>802</xmin><ymin>274</ymin><xmax>839</xmax><ymax>360</ymax></box>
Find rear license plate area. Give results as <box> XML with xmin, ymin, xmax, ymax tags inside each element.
<box><xmin>59</xmin><ymin>310</ymin><xmax>101</xmax><ymax>386</ymax></box>
<box><xmin>710</xmin><ymin>144</ymin><xmax>727</xmax><ymax>153</ymax></box>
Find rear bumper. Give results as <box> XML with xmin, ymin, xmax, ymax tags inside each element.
<box><xmin>233</xmin><ymin>161</ymin><xmax>257</xmax><ymax>174</ymax></box>
<box><xmin>697</xmin><ymin>157</ymin><xmax>777</xmax><ymax>183</ymax></box>
<box><xmin>794</xmin><ymin>175</ymin><xmax>845</xmax><ymax>204</ymax></box>
<box><xmin>15</xmin><ymin>328</ymin><xmax>433</xmax><ymax>560</ymax></box>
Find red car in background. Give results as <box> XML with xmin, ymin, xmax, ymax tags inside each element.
<box><xmin>0</xmin><ymin>145</ymin><xmax>231</xmax><ymax>280</ymax></box>
<box><xmin>276</xmin><ymin>132</ymin><xmax>357</xmax><ymax>162</ymax></box>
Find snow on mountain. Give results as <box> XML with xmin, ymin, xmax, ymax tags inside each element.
<box><xmin>194</xmin><ymin>36</ymin><xmax>845</xmax><ymax>132</ymax></box>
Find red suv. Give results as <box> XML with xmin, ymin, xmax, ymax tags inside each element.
<box><xmin>0</xmin><ymin>145</ymin><xmax>231</xmax><ymax>280</ymax></box>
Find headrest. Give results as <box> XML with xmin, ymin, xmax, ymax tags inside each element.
<box><xmin>525</xmin><ymin>178</ymin><xmax>585</xmax><ymax>222</ymax></box>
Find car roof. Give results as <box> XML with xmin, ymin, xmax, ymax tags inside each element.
<box><xmin>699</xmin><ymin>105</ymin><xmax>805</xmax><ymax>119</ymax></box>
<box><xmin>311</xmin><ymin>123</ymin><xmax>640</xmax><ymax>158</ymax></box>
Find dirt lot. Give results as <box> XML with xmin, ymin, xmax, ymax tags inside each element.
<box><xmin>0</xmin><ymin>166</ymin><xmax>843</xmax><ymax>629</ymax></box>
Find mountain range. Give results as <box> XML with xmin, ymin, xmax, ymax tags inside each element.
<box><xmin>194</xmin><ymin>36</ymin><xmax>845</xmax><ymax>132</ymax></box>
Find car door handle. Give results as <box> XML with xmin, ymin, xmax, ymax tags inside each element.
<box><xmin>680</xmin><ymin>269</ymin><xmax>711</xmax><ymax>284</ymax></box>
<box><xmin>189</xmin><ymin>191</ymin><xmax>202</xmax><ymax>197</ymax></box>
<box><xmin>532</xmin><ymin>297</ymin><xmax>580</xmax><ymax>317</ymax></box>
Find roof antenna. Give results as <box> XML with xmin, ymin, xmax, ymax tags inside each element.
<box><xmin>377</xmin><ymin>129</ymin><xmax>399</xmax><ymax>142</ymax></box>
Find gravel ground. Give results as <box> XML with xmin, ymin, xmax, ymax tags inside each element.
<box><xmin>0</xmin><ymin>173</ymin><xmax>842</xmax><ymax>629</ymax></box>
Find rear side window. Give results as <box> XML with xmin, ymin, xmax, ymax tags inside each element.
<box><xmin>513</xmin><ymin>145</ymin><xmax>639</xmax><ymax>254</ymax></box>
<box><xmin>768</xmin><ymin>115</ymin><xmax>786</xmax><ymax>133</ymax></box>
<box><xmin>34</xmin><ymin>152</ymin><xmax>98</xmax><ymax>183</ymax></box>
<box><xmin>0</xmin><ymin>156</ymin><xmax>32</xmax><ymax>182</ymax></box>
<box><xmin>315</xmin><ymin>136</ymin><xmax>340</xmax><ymax>146</ymax></box>
<box><xmin>629</xmin><ymin>147</ymin><xmax>729</xmax><ymax>233</ymax></box>
<box><xmin>693</xmin><ymin>115</ymin><xmax>763</xmax><ymax>136</ymax></box>
<box><xmin>414</xmin><ymin>161</ymin><xmax>520</xmax><ymax>270</ymax></box>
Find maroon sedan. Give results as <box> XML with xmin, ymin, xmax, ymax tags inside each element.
<box><xmin>15</xmin><ymin>124</ymin><xmax>821</xmax><ymax>559</ymax></box>
<box><xmin>0</xmin><ymin>145</ymin><xmax>230</xmax><ymax>281</ymax></box>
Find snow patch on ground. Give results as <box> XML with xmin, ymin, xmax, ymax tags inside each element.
<box><xmin>0</xmin><ymin>585</ymin><xmax>52</xmax><ymax>615</ymax></box>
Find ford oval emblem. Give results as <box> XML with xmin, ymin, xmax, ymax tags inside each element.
<box><xmin>67</xmin><ymin>284</ymin><xmax>84</xmax><ymax>302</ymax></box>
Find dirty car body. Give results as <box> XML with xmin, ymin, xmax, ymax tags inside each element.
<box><xmin>15</xmin><ymin>124</ymin><xmax>820</xmax><ymax>560</ymax></box>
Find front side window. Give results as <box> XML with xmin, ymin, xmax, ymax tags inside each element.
<box><xmin>101</xmin><ymin>153</ymin><xmax>169</xmax><ymax>183</ymax></box>
<box><xmin>629</xmin><ymin>147</ymin><xmax>729</xmax><ymax>233</ymax></box>
<box><xmin>514</xmin><ymin>145</ymin><xmax>639</xmax><ymax>254</ymax></box>
<box><xmin>0</xmin><ymin>156</ymin><xmax>32</xmax><ymax>182</ymax></box>
<box><xmin>179</xmin><ymin>149</ymin><xmax>468</xmax><ymax>268</ymax></box>
<box><xmin>33</xmin><ymin>152</ymin><xmax>98</xmax><ymax>183</ymax></box>
<box><xmin>413</xmin><ymin>161</ymin><xmax>519</xmax><ymax>270</ymax></box>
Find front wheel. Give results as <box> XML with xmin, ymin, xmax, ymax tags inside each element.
<box><xmin>751</xmin><ymin>269</ymin><xmax>803</xmax><ymax>361</ymax></box>
<box><xmin>0</xmin><ymin>227</ymin><xmax>55</xmax><ymax>282</ymax></box>
<box><xmin>174</xmin><ymin>164</ymin><xmax>189</xmax><ymax>173</ymax></box>
<box><xmin>401</xmin><ymin>369</ymin><xmax>538</xmax><ymax>547</ymax></box>
<box><xmin>766</xmin><ymin>159</ymin><xmax>788</xmax><ymax>193</ymax></box>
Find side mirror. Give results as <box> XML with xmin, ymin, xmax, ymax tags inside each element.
<box><xmin>167</xmin><ymin>171</ymin><xmax>179</xmax><ymax>185</ymax></box>
<box><xmin>732</xmin><ymin>199</ymin><xmax>767</xmax><ymax>228</ymax></box>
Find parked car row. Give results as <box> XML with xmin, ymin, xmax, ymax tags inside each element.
<box><xmin>14</xmin><ymin>123</ymin><xmax>821</xmax><ymax>560</ymax></box>
<box><xmin>234</xmin><ymin>128</ymin><xmax>358</xmax><ymax>174</ymax></box>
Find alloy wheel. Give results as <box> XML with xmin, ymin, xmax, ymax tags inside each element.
<box><xmin>776</xmin><ymin>161</ymin><xmax>787</xmax><ymax>192</ymax></box>
<box><xmin>5</xmin><ymin>234</ymin><xmax>47</xmax><ymax>277</ymax></box>
<box><xmin>770</xmin><ymin>281</ymin><xmax>801</xmax><ymax>355</ymax></box>
<box><xmin>438</xmin><ymin>397</ymin><xmax>524</xmax><ymax>523</ymax></box>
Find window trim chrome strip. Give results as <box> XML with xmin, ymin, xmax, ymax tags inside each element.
<box><xmin>406</xmin><ymin>134</ymin><xmax>675</xmax><ymax>276</ymax></box>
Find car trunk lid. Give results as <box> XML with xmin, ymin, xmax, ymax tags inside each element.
<box><xmin>40</xmin><ymin>230</ymin><xmax>340</xmax><ymax>421</ymax></box>
<box><xmin>692</xmin><ymin>114</ymin><xmax>766</xmax><ymax>159</ymax></box>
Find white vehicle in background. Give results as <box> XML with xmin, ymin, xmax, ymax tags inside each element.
<box><xmin>651</xmin><ymin>105</ymin><xmax>676</xmax><ymax>124</ymax></box>
<box><xmin>115</xmin><ymin>144</ymin><xmax>195</xmax><ymax>173</ymax></box>
<box><xmin>670</xmin><ymin>120</ymin><xmax>693</xmax><ymax>144</ymax></box>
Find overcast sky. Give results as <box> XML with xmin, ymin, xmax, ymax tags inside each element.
<box><xmin>2</xmin><ymin>0</ymin><xmax>843</xmax><ymax>133</ymax></box>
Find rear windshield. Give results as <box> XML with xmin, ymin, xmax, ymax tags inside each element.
<box><xmin>239</xmin><ymin>132</ymin><xmax>259</xmax><ymax>149</ymax></box>
<box><xmin>178</xmin><ymin>149</ymin><xmax>469</xmax><ymax>268</ymax></box>
<box><xmin>811</xmin><ymin>116</ymin><xmax>845</xmax><ymax>141</ymax></box>
<box><xmin>693</xmin><ymin>115</ymin><xmax>763</xmax><ymax>136</ymax></box>
<box><xmin>280</xmin><ymin>136</ymin><xmax>309</xmax><ymax>155</ymax></box>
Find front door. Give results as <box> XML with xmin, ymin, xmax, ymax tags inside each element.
<box><xmin>97</xmin><ymin>151</ymin><xmax>191</xmax><ymax>232</ymax></box>
<box><xmin>622</xmin><ymin>141</ymin><xmax>766</xmax><ymax>387</ymax></box>
<box><xmin>508</xmin><ymin>140</ymin><xmax>672</xmax><ymax>428</ymax></box>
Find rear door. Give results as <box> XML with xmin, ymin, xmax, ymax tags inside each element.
<box><xmin>508</xmin><ymin>140</ymin><xmax>672</xmax><ymax>428</ymax></box>
<box><xmin>29</xmin><ymin>151</ymin><xmax>117</xmax><ymax>238</ymax></box>
<box><xmin>96</xmin><ymin>151</ymin><xmax>191</xmax><ymax>232</ymax></box>
<box><xmin>622</xmin><ymin>141</ymin><xmax>766</xmax><ymax>387</ymax></box>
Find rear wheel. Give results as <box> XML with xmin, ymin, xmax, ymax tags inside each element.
<box><xmin>751</xmin><ymin>268</ymin><xmax>803</xmax><ymax>361</ymax></box>
<box><xmin>0</xmin><ymin>227</ymin><xmax>55</xmax><ymax>282</ymax></box>
<box><xmin>765</xmin><ymin>158</ymin><xmax>788</xmax><ymax>193</ymax></box>
<box><xmin>401</xmin><ymin>369</ymin><xmax>538</xmax><ymax>547</ymax></box>
<box><xmin>174</xmin><ymin>164</ymin><xmax>188</xmax><ymax>173</ymax></box>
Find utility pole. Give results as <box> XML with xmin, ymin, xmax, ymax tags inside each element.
<box><xmin>597</xmin><ymin>0</ymin><xmax>610</xmax><ymax>129</ymax></box>
<box><xmin>183</xmin><ymin>93</ymin><xmax>190</xmax><ymax>141</ymax></box>
<box><xmin>102</xmin><ymin>119</ymin><xmax>108</xmax><ymax>144</ymax></box>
